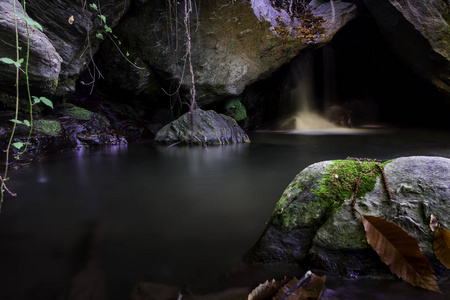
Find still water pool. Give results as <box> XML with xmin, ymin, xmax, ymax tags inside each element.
<box><xmin>1</xmin><ymin>129</ymin><xmax>450</xmax><ymax>299</ymax></box>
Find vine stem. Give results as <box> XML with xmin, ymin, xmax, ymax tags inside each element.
<box><xmin>1</xmin><ymin>0</ymin><xmax>21</xmax><ymax>210</ymax></box>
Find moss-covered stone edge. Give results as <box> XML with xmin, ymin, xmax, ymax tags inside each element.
<box><xmin>58</xmin><ymin>103</ymin><xmax>94</xmax><ymax>120</ymax></box>
<box><xmin>271</xmin><ymin>159</ymin><xmax>395</xmax><ymax>229</ymax></box>
<box><xmin>312</xmin><ymin>159</ymin><xmax>395</xmax><ymax>218</ymax></box>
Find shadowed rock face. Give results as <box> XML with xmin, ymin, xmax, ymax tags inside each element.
<box><xmin>247</xmin><ymin>157</ymin><xmax>450</xmax><ymax>280</ymax></box>
<box><xmin>96</xmin><ymin>0</ymin><xmax>356</xmax><ymax>106</ymax></box>
<box><xmin>0</xmin><ymin>1</ymin><xmax>62</xmax><ymax>96</ymax></box>
<box><xmin>25</xmin><ymin>0</ymin><xmax>131</xmax><ymax>95</ymax></box>
<box><xmin>363</xmin><ymin>0</ymin><xmax>450</xmax><ymax>98</ymax></box>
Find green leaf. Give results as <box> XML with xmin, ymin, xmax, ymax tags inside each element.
<box><xmin>98</xmin><ymin>14</ymin><xmax>106</xmax><ymax>23</ymax></box>
<box><xmin>23</xmin><ymin>120</ymin><xmax>30</xmax><ymax>127</ymax></box>
<box><xmin>89</xmin><ymin>3</ymin><xmax>98</xmax><ymax>11</ymax></box>
<box><xmin>9</xmin><ymin>119</ymin><xmax>23</xmax><ymax>124</ymax></box>
<box><xmin>14</xmin><ymin>12</ymin><xmax>43</xmax><ymax>31</ymax></box>
<box><xmin>126</xmin><ymin>51</ymin><xmax>129</xmax><ymax>57</ymax></box>
<box><xmin>39</xmin><ymin>97</ymin><xmax>53</xmax><ymax>109</ymax></box>
<box><xmin>104</xmin><ymin>25</ymin><xmax>112</xmax><ymax>33</ymax></box>
<box><xmin>0</xmin><ymin>57</ymin><xmax>16</xmax><ymax>65</ymax></box>
<box><xmin>32</xmin><ymin>95</ymin><xmax>40</xmax><ymax>104</ymax></box>
<box><xmin>118</xmin><ymin>40</ymin><xmax>122</xmax><ymax>45</ymax></box>
<box><xmin>96</xmin><ymin>32</ymin><xmax>104</xmax><ymax>40</ymax></box>
<box><xmin>12</xmin><ymin>142</ymin><xmax>24</xmax><ymax>149</ymax></box>
<box><xmin>0</xmin><ymin>57</ymin><xmax>22</xmax><ymax>67</ymax></box>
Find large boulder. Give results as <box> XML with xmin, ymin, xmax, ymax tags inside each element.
<box><xmin>25</xmin><ymin>0</ymin><xmax>131</xmax><ymax>95</ymax></box>
<box><xmin>247</xmin><ymin>156</ymin><xmax>450</xmax><ymax>280</ymax></box>
<box><xmin>154</xmin><ymin>109</ymin><xmax>250</xmax><ymax>146</ymax></box>
<box><xmin>96</xmin><ymin>0</ymin><xmax>357</xmax><ymax>106</ymax></box>
<box><xmin>362</xmin><ymin>0</ymin><xmax>450</xmax><ymax>98</ymax></box>
<box><xmin>0</xmin><ymin>1</ymin><xmax>62</xmax><ymax>96</ymax></box>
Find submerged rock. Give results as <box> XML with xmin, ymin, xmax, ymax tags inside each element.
<box><xmin>154</xmin><ymin>109</ymin><xmax>250</xmax><ymax>146</ymax></box>
<box><xmin>247</xmin><ymin>157</ymin><xmax>450</xmax><ymax>280</ymax></box>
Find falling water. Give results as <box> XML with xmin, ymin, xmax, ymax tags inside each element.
<box><xmin>278</xmin><ymin>52</ymin><xmax>338</xmax><ymax>131</ymax></box>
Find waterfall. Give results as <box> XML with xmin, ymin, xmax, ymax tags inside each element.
<box><xmin>278</xmin><ymin>52</ymin><xmax>337</xmax><ymax>131</ymax></box>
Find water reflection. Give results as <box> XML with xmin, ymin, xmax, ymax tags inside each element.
<box><xmin>1</xmin><ymin>131</ymin><xmax>450</xmax><ymax>299</ymax></box>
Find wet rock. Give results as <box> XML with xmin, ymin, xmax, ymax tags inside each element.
<box><xmin>96</xmin><ymin>0</ymin><xmax>356</xmax><ymax>106</ymax></box>
<box><xmin>362</xmin><ymin>0</ymin><xmax>450</xmax><ymax>98</ymax></box>
<box><xmin>154</xmin><ymin>109</ymin><xmax>250</xmax><ymax>146</ymax></box>
<box><xmin>0</xmin><ymin>103</ymin><xmax>127</xmax><ymax>169</ymax></box>
<box><xmin>0</xmin><ymin>1</ymin><xmax>62</xmax><ymax>96</ymax></box>
<box><xmin>25</xmin><ymin>0</ymin><xmax>131</xmax><ymax>95</ymax></box>
<box><xmin>247</xmin><ymin>157</ymin><xmax>450</xmax><ymax>280</ymax></box>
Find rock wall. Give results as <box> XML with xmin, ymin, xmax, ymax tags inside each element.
<box><xmin>0</xmin><ymin>1</ymin><xmax>62</xmax><ymax>96</ymax></box>
<box><xmin>96</xmin><ymin>0</ymin><xmax>357</xmax><ymax>106</ymax></box>
<box><xmin>363</xmin><ymin>0</ymin><xmax>450</xmax><ymax>98</ymax></box>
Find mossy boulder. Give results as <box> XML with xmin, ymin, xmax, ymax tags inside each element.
<box><xmin>154</xmin><ymin>109</ymin><xmax>250</xmax><ymax>146</ymax></box>
<box><xmin>247</xmin><ymin>157</ymin><xmax>450</xmax><ymax>280</ymax></box>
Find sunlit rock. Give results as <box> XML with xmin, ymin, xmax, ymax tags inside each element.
<box><xmin>154</xmin><ymin>109</ymin><xmax>250</xmax><ymax>146</ymax></box>
<box><xmin>247</xmin><ymin>157</ymin><xmax>450</xmax><ymax>280</ymax></box>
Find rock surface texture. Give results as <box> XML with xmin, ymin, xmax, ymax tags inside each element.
<box><xmin>154</xmin><ymin>109</ymin><xmax>250</xmax><ymax>146</ymax></box>
<box><xmin>0</xmin><ymin>1</ymin><xmax>62</xmax><ymax>95</ymax></box>
<box><xmin>97</xmin><ymin>0</ymin><xmax>357</xmax><ymax>106</ymax></box>
<box><xmin>247</xmin><ymin>156</ymin><xmax>450</xmax><ymax>280</ymax></box>
<box><xmin>25</xmin><ymin>0</ymin><xmax>131</xmax><ymax>95</ymax></box>
<box><xmin>363</xmin><ymin>0</ymin><xmax>450</xmax><ymax>97</ymax></box>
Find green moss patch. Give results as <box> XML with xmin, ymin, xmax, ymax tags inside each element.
<box><xmin>224</xmin><ymin>99</ymin><xmax>247</xmax><ymax>121</ymax></box>
<box><xmin>313</xmin><ymin>159</ymin><xmax>393</xmax><ymax>217</ymax></box>
<box><xmin>59</xmin><ymin>103</ymin><xmax>94</xmax><ymax>120</ymax></box>
<box><xmin>35</xmin><ymin>120</ymin><xmax>61</xmax><ymax>136</ymax></box>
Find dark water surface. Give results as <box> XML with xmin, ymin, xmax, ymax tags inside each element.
<box><xmin>1</xmin><ymin>129</ymin><xmax>450</xmax><ymax>299</ymax></box>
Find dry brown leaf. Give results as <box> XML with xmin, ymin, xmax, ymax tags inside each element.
<box><xmin>273</xmin><ymin>273</ymin><xmax>326</xmax><ymax>300</ymax></box>
<box><xmin>248</xmin><ymin>277</ymin><xmax>289</xmax><ymax>300</ymax></box>
<box><xmin>361</xmin><ymin>215</ymin><xmax>441</xmax><ymax>293</ymax></box>
<box><xmin>433</xmin><ymin>227</ymin><xmax>450</xmax><ymax>269</ymax></box>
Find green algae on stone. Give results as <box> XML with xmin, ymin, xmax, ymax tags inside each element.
<box><xmin>59</xmin><ymin>103</ymin><xmax>94</xmax><ymax>120</ymax></box>
<box><xmin>271</xmin><ymin>161</ymin><xmax>333</xmax><ymax>229</ymax></box>
<box><xmin>312</xmin><ymin>159</ymin><xmax>393</xmax><ymax>217</ymax></box>
<box><xmin>35</xmin><ymin>120</ymin><xmax>61</xmax><ymax>136</ymax></box>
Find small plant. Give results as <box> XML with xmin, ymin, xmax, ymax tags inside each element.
<box><xmin>0</xmin><ymin>0</ymin><xmax>54</xmax><ymax>210</ymax></box>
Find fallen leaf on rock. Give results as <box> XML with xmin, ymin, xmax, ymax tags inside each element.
<box><xmin>273</xmin><ymin>273</ymin><xmax>326</xmax><ymax>300</ymax></box>
<box><xmin>361</xmin><ymin>215</ymin><xmax>441</xmax><ymax>293</ymax></box>
<box><xmin>433</xmin><ymin>226</ymin><xmax>450</xmax><ymax>269</ymax></box>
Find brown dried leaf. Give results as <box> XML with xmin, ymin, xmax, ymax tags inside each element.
<box><xmin>433</xmin><ymin>227</ymin><xmax>450</xmax><ymax>269</ymax></box>
<box><xmin>273</xmin><ymin>273</ymin><xmax>326</xmax><ymax>300</ymax></box>
<box><xmin>361</xmin><ymin>215</ymin><xmax>441</xmax><ymax>293</ymax></box>
<box><xmin>248</xmin><ymin>277</ymin><xmax>289</xmax><ymax>300</ymax></box>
